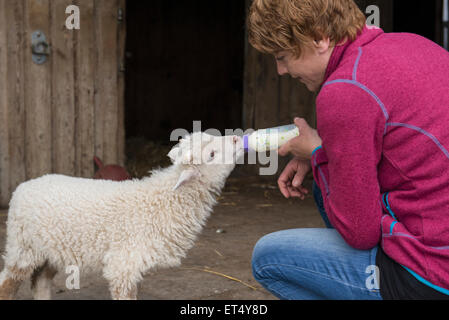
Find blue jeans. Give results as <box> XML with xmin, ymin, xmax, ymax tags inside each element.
<box><xmin>251</xmin><ymin>181</ymin><xmax>382</xmax><ymax>300</ymax></box>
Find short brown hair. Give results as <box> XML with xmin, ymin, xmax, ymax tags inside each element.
<box><xmin>247</xmin><ymin>0</ymin><xmax>366</xmax><ymax>57</ymax></box>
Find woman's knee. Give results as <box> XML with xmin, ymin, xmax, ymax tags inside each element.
<box><xmin>251</xmin><ymin>232</ymin><xmax>277</xmax><ymax>279</ymax></box>
<box><xmin>251</xmin><ymin>229</ymin><xmax>326</xmax><ymax>281</ymax></box>
<box><xmin>251</xmin><ymin>230</ymin><xmax>292</xmax><ymax>282</ymax></box>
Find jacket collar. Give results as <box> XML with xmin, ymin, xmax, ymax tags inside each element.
<box><xmin>321</xmin><ymin>25</ymin><xmax>384</xmax><ymax>85</ymax></box>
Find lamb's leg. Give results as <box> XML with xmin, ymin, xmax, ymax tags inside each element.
<box><xmin>0</xmin><ymin>266</ymin><xmax>33</xmax><ymax>300</ymax></box>
<box><xmin>104</xmin><ymin>265</ymin><xmax>140</xmax><ymax>300</ymax></box>
<box><xmin>31</xmin><ymin>262</ymin><xmax>58</xmax><ymax>300</ymax></box>
<box><xmin>103</xmin><ymin>250</ymin><xmax>143</xmax><ymax>300</ymax></box>
<box><xmin>0</xmin><ymin>226</ymin><xmax>42</xmax><ymax>300</ymax></box>
<box><xmin>108</xmin><ymin>278</ymin><xmax>139</xmax><ymax>300</ymax></box>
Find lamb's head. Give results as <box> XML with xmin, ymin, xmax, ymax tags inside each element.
<box><xmin>168</xmin><ymin>132</ymin><xmax>244</xmax><ymax>191</ymax></box>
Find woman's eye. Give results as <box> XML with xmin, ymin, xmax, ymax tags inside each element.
<box><xmin>276</xmin><ymin>56</ymin><xmax>285</xmax><ymax>61</ymax></box>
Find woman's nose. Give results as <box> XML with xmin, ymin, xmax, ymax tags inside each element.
<box><xmin>276</xmin><ymin>61</ymin><xmax>288</xmax><ymax>76</ymax></box>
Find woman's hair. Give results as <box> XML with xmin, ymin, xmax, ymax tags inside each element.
<box><xmin>247</xmin><ymin>0</ymin><xmax>366</xmax><ymax>57</ymax></box>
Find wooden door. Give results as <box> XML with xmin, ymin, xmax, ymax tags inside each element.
<box><xmin>0</xmin><ymin>0</ymin><xmax>126</xmax><ymax>208</ymax></box>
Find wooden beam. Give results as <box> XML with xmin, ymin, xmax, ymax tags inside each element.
<box><xmin>0</xmin><ymin>0</ymin><xmax>10</xmax><ymax>207</ymax></box>
<box><xmin>51</xmin><ymin>0</ymin><xmax>76</xmax><ymax>175</ymax></box>
<box><xmin>6</xmin><ymin>1</ymin><xmax>26</xmax><ymax>195</ymax></box>
<box><xmin>95</xmin><ymin>0</ymin><xmax>119</xmax><ymax>165</ymax></box>
<box><xmin>117</xmin><ymin>0</ymin><xmax>127</xmax><ymax>167</ymax></box>
<box><xmin>74</xmin><ymin>0</ymin><xmax>96</xmax><ymax>177</ymax></box>
<box><xmin>23</xmin><ymin>0</ymin><xmax>52</xmax><ymax>179</ymax></box>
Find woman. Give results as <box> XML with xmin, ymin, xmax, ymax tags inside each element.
<box><xmin>248</xmin><ymin>0</ymin><xmax>449</xmax><ymax>299</ymax></box>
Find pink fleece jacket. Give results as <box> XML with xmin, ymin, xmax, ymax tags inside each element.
<box><xmin>311</xmin><ymin>26</ymin><xmax>449</xmax><ymax>293</ymax></box>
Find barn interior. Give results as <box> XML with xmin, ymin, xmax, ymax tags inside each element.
<box><xmin>393</xmin><ymin>0</ymin><xmax>441</xmax><ymax>41</ymax></box>
<box><xmin>124</xmin><ymin>0</ymin><xmax>246</xmax><ymax>178</ymax></box>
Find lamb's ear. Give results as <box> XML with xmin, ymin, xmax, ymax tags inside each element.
<box><xmin>168</xmin><ymin>146</ymin><xmax>194</xmax><ymax>164</ymax></box>
<box><xmin>168</xmin><ymin>146</ymin><xmax>181</xmax><ymax>164</ymax></box>
<box><xmin>173</xmin><ymin>168</ymin><xmax>200</xmax><ymax>191</ymax></box>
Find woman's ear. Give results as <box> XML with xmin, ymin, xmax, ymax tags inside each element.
<box><xmin>313</xmin><ymin>37</ymin><xmax>331</xmax><ymax>54</ymax></box>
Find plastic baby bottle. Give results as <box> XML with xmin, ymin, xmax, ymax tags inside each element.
<box><xmin>243</xmin><ymin>124</ymin><xmax>300</xmax><ymax>152</ymax></box>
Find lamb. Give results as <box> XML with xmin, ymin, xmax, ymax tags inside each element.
<box><xmin>0</xmin><ymin>132</ymin><xmax>244</xmax><ymax>300</ymax></box>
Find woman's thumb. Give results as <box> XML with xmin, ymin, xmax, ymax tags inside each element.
<box><xmin>294</xmin><ymin>117</ymin><xmax>305</xmax><ymax>129</ymax></box>
<box><xmin>278</xmin><ymin>140</ymin><xmax>290</xmax><ymax>157</ymax></box>
<box><xmin>292</xmin><ymin>174</ymin><xmax>303</xmax><ymax>188</ymax></box>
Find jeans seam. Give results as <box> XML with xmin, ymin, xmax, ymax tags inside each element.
<box><xmin>256</xmin><ymin>263</ymin><xmax>380</xmax><ymax>294</ymax></box>
<box><xmin>261</xmin><ymin>279</ymin><xmax>293</xmax><ymax>300</ymax></box>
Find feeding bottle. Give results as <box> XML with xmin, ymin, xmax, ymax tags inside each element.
<box><xmin>243</xmin><ymin>124</ymin><xmax>300</xmax><ymax>152</ymax></box>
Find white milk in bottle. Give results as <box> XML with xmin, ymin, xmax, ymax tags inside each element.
<box><xmin>243</xmin><ymin>124</ymin><xmax>300</xmax><ymax>152</ymax></box>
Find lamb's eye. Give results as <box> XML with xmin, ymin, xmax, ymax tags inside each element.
<box><xmin>210</xmin><ymin>151</ymin><xmax>215</xmax><ymax>158</ymax></box>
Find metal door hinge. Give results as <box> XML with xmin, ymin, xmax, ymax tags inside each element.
<box><xmin>31</xmin><ymin>30</ymin><xmax>50</xmax><ymax>65</ymax></box>
<box><xmin>118</xmin><ymin>8</ymin><xmax>124</xmax><ymax>22</ymax></box>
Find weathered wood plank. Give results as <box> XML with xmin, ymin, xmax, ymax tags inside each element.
<box><xmin>253</xmin><ymin>52</ymin><xmax>280</xmax><ymax>130</ymax></box>
<box><xmin>23</xmin><ymin>0</ymin><xmax>52</xmax><ymax>179</ymax></box>
<box><xmin>243</xmin><ymin>0</ymin><xmax>258</xmax><ymax>131</ymax></box>
<box><xmin>0</xmin><ymin>0</ymin><xmax>10</xmax><ymax>207</ymax></box>
<box><xmin>243</xmin><ymin>43</ymin><xmax>257</xmax><ymax>131</ymax></box>
<box><xmin>95</xmin><ymin>0</ymin><xmax>119</xmax><ymax>165</ymax></box>
<box><xmin>278</xmin><ymin>75</ymin><xmax>292</xmax><ymax>125</ymax></box>
<box><xmin>289</xmin><ymin>80</ymin><xmax>317</xmax><ymax>126</ymax></box>
<box><xmin>117</xmin><ymin>0</ymin><xmax>127</xmax><ymax>167</ymax></box>
<box><xmin>74</xmin><ymin>0</ymin><xmax>95</xmax><ymax>178</ymax></box>
<box><xmin>51</xmin><ymin>0</ymin><xmax>76</xmax><ymax>175</ymax></box>
<box><xmin>6</xmin><ymin>0</ymin><xmax>26</xmax><ymax>197</ymax></box>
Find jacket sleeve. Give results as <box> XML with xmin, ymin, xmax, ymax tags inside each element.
<box><xmin>311</xmin><ymin>82</ymin><xmax>386</xmax><ymax>250</ymax></box>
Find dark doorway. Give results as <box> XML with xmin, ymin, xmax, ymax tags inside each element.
<box><xmin>355</xmin><ymin>1</ymin><xmax>444</xmax><ymax>46</ymax></box>
<box><xmin>125</xmin><ymin>1</ymin><xmax>246</xmax><ymax>141</ymax></box>
<box><xmin>393</xmin><ymin>1</ymin><xmax>439</xmax><ymax>42</ymax></box>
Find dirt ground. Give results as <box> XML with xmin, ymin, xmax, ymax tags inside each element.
<box><xmin>0</xmin><ymin>173</ymin><xmax>324</xmax><ymax>300</ymax></box>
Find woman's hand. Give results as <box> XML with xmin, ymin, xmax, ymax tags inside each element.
<box><xmin>278</xmin><ymin>157</ymin><xmax>312</xmax><ymax>199</ymax></box>
<box><xmin>278</xmin><ymin>118</ymin><xmax>322</xmax><ymax>160</ymax></box>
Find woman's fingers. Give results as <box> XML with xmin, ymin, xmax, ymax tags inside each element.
<box><xmin>278</xmin><ymin>158</ymin><xmax>311</xmax><ymax>199</ymax></box>
<box><xmin>292</xmin><ymin>173</ymin><xmax>304</xmax><ymax>188</ymax></box>
<box><xmin>288</xmin><ymin>186</ymin><xmax>305</xmax><ymax>199</ymax></box>
<box><xmin>300</xmin><ymin>187</ymin><xmax>309</xmax><ymax>195</ymax></box>
<box><xmin>278</xmin><ymin>161</ymin><xmax>297</xmax><ymax>198</ymax></box>
<box><xmin>278</xmin><ymin>177</ymin><xmax>291</xmax><ymax>198</ymax></box>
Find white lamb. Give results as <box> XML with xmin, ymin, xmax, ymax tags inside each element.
<box><xmin>0</xmin><ymin>132</ymin><xmax>244</xmax><ymax>300</ymax></box>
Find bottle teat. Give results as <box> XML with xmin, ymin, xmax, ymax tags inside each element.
<box><xmin>243</xmin><ymin>135</ymin><xmax>250</xmax><ymax>151</ymax></box>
